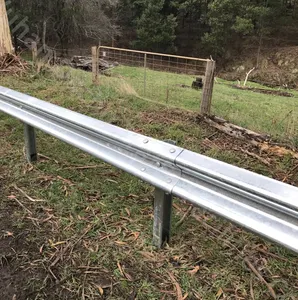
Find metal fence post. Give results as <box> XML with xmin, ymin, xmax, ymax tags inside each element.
<box><xmin>201</xmin><ymin>60</ymin><xmax>216</xmax><ymax>115</ymax></box>
<box><xmin>144</xmin><ymin>53</ymin><xmax>147</xmax><ymax>96</ymax></box>
<box><xmin>24</xmin><ymin>124</ymin><xmax>37</xmax><ymax>162</ymax></box>
<box><xmin>153</xmin><ymin>188</ymin><xmax>173</xmax><ymax>248</ymax></box>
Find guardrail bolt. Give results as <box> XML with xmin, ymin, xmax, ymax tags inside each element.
<box><xmin>143</xmin><ymin>139</ymin><xmax>149</xmax><ymax>144</ymax></box>
<box><xmin>170</xmin><ymin>149</ymin><xmax>176</xmax><ymax>153</ymax></box>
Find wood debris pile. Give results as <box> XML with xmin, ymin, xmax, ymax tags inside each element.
<box><xmin>61</xmin><ymin>55</ymin><xmax>118</xmax><ymax>72</ymax></box>
<box><xmin>0</xmin><ymin>53</ymin><xmax>29</xmax><ymax>75</ymax></box>
<box><xmin>198</xmin><ymin>115</ymin><xmax>298</xmax><ymax>160</ymax></box>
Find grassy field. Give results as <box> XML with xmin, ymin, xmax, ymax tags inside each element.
<box><xmin>112</xmin><ymin>65</ymin><xmax>298</xmax><ymax>146</ymax></box>
<box><xmin>0</xmin><ymin>66</ymin><xmax>298</xmax><ymax>300</ymax></box>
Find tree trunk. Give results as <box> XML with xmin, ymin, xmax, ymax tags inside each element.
<box><xmin>42</xmin><ymin>20</ymin><xmax>47</xmax><ymax>53</ymax></box>
<box><xmin>0</xmin><ymin>0</ymin><xmax>13</xmax><ymax>56</ymax></box>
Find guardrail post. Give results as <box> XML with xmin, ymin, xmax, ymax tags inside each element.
<box><xmin>201</xmin><ymin>60</ymin><xmax>216</xmax><ymax>115</ymax></box>
<box><xmin>24</xmin><ymin>124</ymin><xmax>37</xmax><ymax>162</ymax></box>
<box><xmin>153</xmin><ymin>188</ymin><xmax>173</xmax><ymax>248</ymax></box>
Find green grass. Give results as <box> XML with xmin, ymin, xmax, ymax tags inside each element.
<box><xmin>0</xmin><ymin>66</ymin><xmax>298</xmax><ymax>299</ymax></box>
<box><xmin>112</xmin><ymin>65</ymin><xmax>298</xmax><ymax>145</ymax></box>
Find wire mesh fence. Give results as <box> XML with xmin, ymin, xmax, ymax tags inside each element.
<box><xmin>98</xmin><ymin>46</ymin><xmax>210</xmax><ymax>109</ymax></box>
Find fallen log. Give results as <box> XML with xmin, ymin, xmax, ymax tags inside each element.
<box><xmin>199</xmin><ymin>115</ymin><xmax>270</xmax><ymax>143</ymax></box>
<box><xmin>232</xmin><ymin>85</ymin><xmax>294</xmax><ymax>98</ymax></box>
<box><xmin>198</xmin><ymin>115</ymin><xmax>298</xmax><ymax>160</ymax></box>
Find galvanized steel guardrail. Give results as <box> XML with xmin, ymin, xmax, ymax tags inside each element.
<box><xmin>1</xmin><ymin>86</ymin><xmax>298</xmax><ymax>253</ymax></box>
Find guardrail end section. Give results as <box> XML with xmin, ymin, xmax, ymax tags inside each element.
<box><xmin>153</xmin><ymin>188</ymin><xmax>173</xmax><ymax>248</ymax></box>
<box><xmin>24</xmin><ymin>124</ymin><xmax>37</xmax><ymax>162</ymax></box>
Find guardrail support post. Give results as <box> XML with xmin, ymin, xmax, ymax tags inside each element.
<box><xmin>24</xmin><ymin>124</ymin><xmax>37</xmax><ymax>162</ymax></box>
<box><xmin>153</xmin><ymin>188</ymin><xmax>173</xmax><ymax>248</ymax></box>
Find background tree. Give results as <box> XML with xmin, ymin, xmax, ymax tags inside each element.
<box><xmin>0</xmin><ymin>0</ymin><xmax>13</xmax><ymax>55</ymax></box>
<box><xmin>5</xmin><ymin>0</ymin><xmax>298</xmax><ymax>62</ymax></box>
<box><xmin>132</xmin><ymin>0</ymin><xmax>177</xmax><ymax>53</ymax></box>
<box><xmin>8</xmin><ymin>0</ymin><xmax>119</xmax><ymax>52</ymax></box>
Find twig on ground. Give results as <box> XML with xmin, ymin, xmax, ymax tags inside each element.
<box><xmin>10</xmin><ymin>197</ymin><xmax>32</xmax><ymax>215</ymax></box>
<box><xmin>250</xmin><ymin>276</ymin><xmax>255</xmax><ymax>300</ymax></box>
<box><xmin>167</xmin><ymin>271</ymin><xmax>183</xmax><ymax>300</ymax></box>
<box><xmin>176</xmin><ymin>205</ymin><xmax>193</xmax><ymax>227</ymax></box>
<box><xmin>14</xmin><ymin>185</ymin><xmax>45</xmax><ymax>202</ymax></box>
<box><xmin>255</xmin><ymin>247</ymin><xmax>296</xmax><ymax>264</ymax></box>
<box><xmin>63</xmin><ymin>165</ymin><xmax>105</xmax><ymax>170</ymax></box>
<box><xmin>39</xmin><ymin>153</ymin><xmax>59</xmax><ymax>164</ymax></box>
<box><xmin>51</xmin><ymin>223</ymin><xmax>96</xmax><ymax>267</ymax></box>
<box><xmin>244</xmin><ymin>257</ymin><xmax>276</xmax><ymax>299</ymax></box>
<box><xmin>239</xmin><ymin>148</ymin><xmax>271</xmax><ymax>166</ymax></box>
<box><xmin>82</xmin><ymin>261</ymin><xmax>90</xmax><ymax>300</ymax></box>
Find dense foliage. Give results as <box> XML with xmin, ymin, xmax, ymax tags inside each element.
<box><xmin>7</xmin><ymin>0</ymin><xmax>298</xmax><ymax>59</ymax></box>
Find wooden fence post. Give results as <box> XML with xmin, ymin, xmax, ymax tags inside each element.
<box><xmin>32</xmin><ymin>42</ymin><xmax>37</xmax><ymax>65</ymax></box>
<box><xmin>92</xmin><ymin>46</ymin><xmax>99</xmax><ymax>85</ymax></box>
<box><xmin>144</xmin><ymin>53</ymin><xmax>147</xmax><ymax>96</ymax></box>
<box><xmin>201</xmin><ymin>60</ymin><xmax>216</xmax><ymax>115</ymax></box>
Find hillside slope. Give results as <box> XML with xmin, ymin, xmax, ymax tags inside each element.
<box><xmin>222</xmin><ymin>47</ymin><xmax>298</xmax><ymax>88</ymax></box>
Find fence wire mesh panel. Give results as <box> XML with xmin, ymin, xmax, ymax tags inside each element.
<box><xmin>99</xmin><ymin>46</ymin><xmax>209</xmax><ymax>108</ymax></box>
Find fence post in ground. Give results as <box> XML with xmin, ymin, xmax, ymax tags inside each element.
<box><xmin>92</xmin><ymin>46</ymin><xmax>99</xmax><ymax>85</ymax></box>
<box><xmin>144</xmin><ymin>53</ymin><xmax>147</xmax><ymax>96</ymax></box>
<box><xmin>153</xmin><ymin>188</ymin><xmax>173</xmax><ymax>248</ymax></box>
<box><xmin>32</xmin><ymin>42</ymin><xmax>37</xmax><ymax>65</ymax></box>
<box><xmin>24</xmin><ymin>124</ymin><xmax>37</xmax><ymax>162</ymax></box>
<box><xmin>201</xmin><ymin>60</ymin><xmax>216</xmax><ymax>115</ymax></box>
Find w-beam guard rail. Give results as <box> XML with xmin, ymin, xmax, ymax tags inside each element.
<box><xmin>1</xmin><ymin>86</ymin><xmax>298</xmax><ymax>253</ymax></box>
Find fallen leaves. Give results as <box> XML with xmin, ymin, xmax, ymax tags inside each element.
<box><xmin>115</xmin><ymin>241</ymin><xmax>127</xmax><ymax>246</ymax></box>
<box><xmin>216</xmin><ymin>288</ymin><xmax>224</xmax><ymax>299</ymax></box>
<box><xmin>117</xmin><ymin>262</ymin><xmax>134</xmax><ymax>282</ymax></box>
<box><xmin>188</xmin><ymin>265</ymin><xmax>200</xmax><ymax>276</ymax></box>
<box><xmin>3</xmin><ymin>231</ymin><xmax>14</xmax><ymax>237</ymax></box>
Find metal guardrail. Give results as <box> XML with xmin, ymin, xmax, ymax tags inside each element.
<box><xmin>1</xmin><ymin>86</ymin><xmax>298</xmax><ymax>253</ymax></box>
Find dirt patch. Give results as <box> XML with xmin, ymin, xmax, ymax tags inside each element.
<box><xmin>0</xmin><ymin>167</ymin><xmax>64</xmax><ymax>300</ymax></box>
<box><xmin>0</xmin><ymin>206</ymin><xmax>31</xmax><ymax>300</ymax></box>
